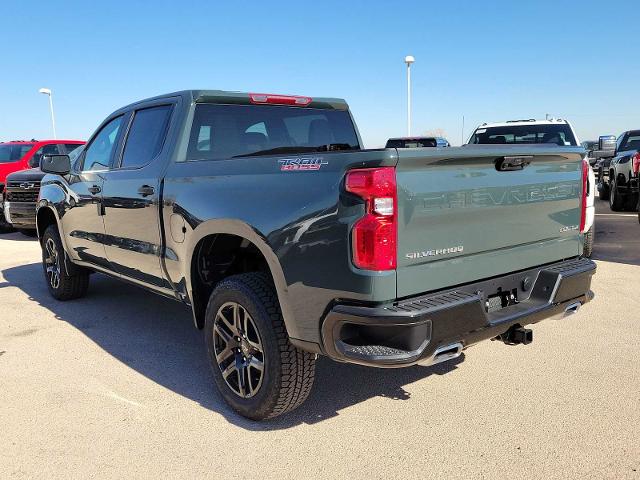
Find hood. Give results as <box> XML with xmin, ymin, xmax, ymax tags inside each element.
<box><xmin>6</xmin><ymin>168</ymin><xmax>46</xmax><ymax>183</ymax></box>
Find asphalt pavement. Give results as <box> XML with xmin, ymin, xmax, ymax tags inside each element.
<box><xmin>0</xmin><ymin>199</ymin><xmax>638</xmax><ymax>479</ymax></box>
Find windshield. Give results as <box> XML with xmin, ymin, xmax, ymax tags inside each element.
<box><xmin>187</xmin><ymin>104</ymin><xmax>360</xmax><ymax>160</ymax></box>
<box><xmin>0</xmin><ymin>144</ymin><xmax>35</xmax><ymax>163</ymax></box>
<box><xmin>469</xmin><ymin>124</ymin><xmax>577</xmax><ymax>146</ymax></box>
<box><xmin>386</xmin><ymin>138</ymin><xmax>437</xmax><ymax>148</ymax></box>
<box><xmin>582</xmin><ymin>141</ymin><xmax>598</xmax><ymax>151</ymax></box>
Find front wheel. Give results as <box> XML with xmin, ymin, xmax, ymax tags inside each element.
<box><xmin>204</xmin><ymin>272</ymin><xmax>316</xmax><ymax>420</ymax></box>
<box><xmin>41</xmin><ymin>225</ymin><xmax>90</xmax><ymax>300</ymax></box>
<box><xmin>0</xmin><ymin>215</ymin><xmax>14</xmax><ymax>233</ymax></box>
<box><xmin>609</xmin><ymin>178</ymin><xmax>624</xmax><ymax>211</ymax></box>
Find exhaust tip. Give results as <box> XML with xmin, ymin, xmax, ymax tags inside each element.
<box><xmin>564</xmin><ymin>302</ymin><xmax>582</xmax><ymax>315</ymax></box>
<box><xmin>420</xmin><ymin>342</ymin><xmax>463</xmax><ymax>366</ymax></box>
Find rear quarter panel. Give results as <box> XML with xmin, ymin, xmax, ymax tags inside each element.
<box><xmin>162</xmin><ymin>149</ymin><xmax>398</xmax><ymax>344</ymax></box>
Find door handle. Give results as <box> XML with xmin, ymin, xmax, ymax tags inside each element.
<box><xmin>88</xmin><ymin>185</ymin><xmax>101</xmax><ymax>195</ymax></box>
<box><xmin>495</xmin><ymin>156</ymin><xmax>533</xmax><ymax>171</ymax></box>
<box><xmin>138</xmin><ymin>185</ymin><xmax>155</xmax><ymax>197</ymax></box>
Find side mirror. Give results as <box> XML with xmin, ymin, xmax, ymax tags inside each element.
<box><xmin>598</xmin><ymin>135</ymin><xmax>616</xmax><ymax>156</ymax></box>
<box><xmin>40</xmin><ymin>154</ymin><xmax>71</xmax><ymax>175</ymax></box>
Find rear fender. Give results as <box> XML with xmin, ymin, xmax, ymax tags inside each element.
<box><xmin>184</xmin><ymin>219</ymin><xmax>292</xmax><ymax>331</ymax></box>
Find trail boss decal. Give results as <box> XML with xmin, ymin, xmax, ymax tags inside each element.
<box><xmin>278</xmin><ymin>157</ymin><xmax>328</xmax><ymax>171</ymax></box>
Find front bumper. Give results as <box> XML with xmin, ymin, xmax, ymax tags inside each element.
<box><xmin>321</xmin><ymin>257</ymin><xmax>596</xmax><ymax>368</ymax></box>
<box><xmin>3</xmin><ymin>201</ymin><xmax>37</xmax><ymax>229</ymax></box>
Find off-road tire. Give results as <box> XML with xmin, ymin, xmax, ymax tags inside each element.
<box><xmin>41</xmin><ymin>225</ymin><xmax>89</xmax><ymax>300</ymax></box>
<box><xmin>583</xmin><ymin>225</ymin><xmax>594</xmax><ymax>258</ymax></box>
<box><xmin>609</xmin><ymin>178</ymin><xmax>624</xmax><ymax>211</ymax></box>
<box><xmin>204</xmin><ymin>272</ymin><xmax>316</xmax><ymax>420</ymax></box>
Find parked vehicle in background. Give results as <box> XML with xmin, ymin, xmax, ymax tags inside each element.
<box><xmin>36</xmin><ymin>91</ymin><xmax>595</xmax><ymax>420</ymax></box>
<box><xmin>0</xmin><ymin>140</ymin><xmax>85</xmax><ymax>233</ymax></box>
<box><xmin>582</xmin><ymin>140</ymin><xmax>600</xmax><ymax>167</ymax></box>
<box><xmin>467</xmin><ymin>118</ymin><xmax>595</xmax><ymax>257</ymax></box>
<box><xmin>385</xmin><ymin>136</ymin><xmax>450</xmax><ymax>148</ymax></box>
<box><xmin>596</xmin><ymin>130</ymin><xmax>640</xmax><ymax>211</ymax></box>
<box><xmin>4</xmin><ymin>145</ymin><xmax>84</xmax><ymax>235</ymax></box>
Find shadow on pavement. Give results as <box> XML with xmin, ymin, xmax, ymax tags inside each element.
<box><xmin>2</xmin><ymin>262</ymin><xmax>462</xmax><ymax>430</ymax></box>
<box><xmin>591</xmin><ymin>199</ymin><xmax>640</xmax><ymax>266</ymax></box>
<box><xmin>0</xmin><ymin>231</ymin><xmax>38</xmax><ymax>242</ymax></box>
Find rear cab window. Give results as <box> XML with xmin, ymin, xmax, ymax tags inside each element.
<box><xmin>469</xmin><ymin>124</ymin><xmax>578</xmax><ymax>146</ymax></box>
<box><xmin>386</xmin><ymin>138</ymin><xmax>438</xmax><ymax>148</ymax></box>
<box><xmin>187</xmin><ymin>104</ymin><xmax>360</xmax><ymax>161</ymax></box>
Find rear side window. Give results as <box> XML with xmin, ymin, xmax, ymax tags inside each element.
<box><xmin>187</xmin><ymin>104</ymin><xmax>360</xmax><ymax>161</ymax></box>
<box><xmin>0</xmin><ymin>144</ymin><xmax>35</xmax><ymax>163</ymax></box>
<box><xmin>120</xmin><ymin>105</ymin><xmax>173</xmax><ymax>169</ymax></box>
<box><xmin>469</xmin><ymin>124</ymin><xmax>577</xmax><ymax>146</ymax></box>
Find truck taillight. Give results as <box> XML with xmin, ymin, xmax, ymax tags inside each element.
<box><xmin>345</xmin><ymin>167</ymin><xmax>397</xmax><ymax>270</ymax></box>
<box><xmin>580</xmin><ymin>159</ymin><xmax>588</xmax><ymax>233</ymax></box>
<box><xmin>633</xmin><ymin>152</ymin><xmax>640</xmax><ymax>175</ymax></box>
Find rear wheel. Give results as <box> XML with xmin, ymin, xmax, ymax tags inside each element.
<box><xmin>204</xmin><ymin>272</ymin><xmax>316</xmax><ymax>420</ymax></box>
<box><xmin>41</xmin><ymin>225</ymin><xmax>90</xmax><ymax>300</ymax></box>
<box><xmin>583</xmin><ymin>225</ymin><xmax>594</xmax><ymax>258</ymax></box>
<box><xmin>609</xmin><ymin>178</ymin><xmax>624</xmax><ymax>211</ymax></box>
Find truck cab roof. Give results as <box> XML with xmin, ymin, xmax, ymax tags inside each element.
<box><xmin>116</xmin><ymin>90</ymin><xmax>350</xmax><ymax>114</ymax></box>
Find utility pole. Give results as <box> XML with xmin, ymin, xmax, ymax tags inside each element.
<box><xmin>404</xmin><ymin>56</ymin><xmax>415</xmax><ymax>136</ymax></box>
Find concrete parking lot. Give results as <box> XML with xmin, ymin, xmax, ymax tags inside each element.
<box><xmin>0</xmin><ymin>200</ymin><xmax>638</xmax><ymax>480</ymax></box>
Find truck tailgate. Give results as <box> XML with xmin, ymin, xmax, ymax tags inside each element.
<box><xmin>395</xmin><ymin>145</ymin><xmax>584</xmax><ymax>298</ymax></box>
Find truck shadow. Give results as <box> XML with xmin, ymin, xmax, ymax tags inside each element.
<box><xmin>1</xmin><ymin>262</ymin><xmax>462</xmax><ymax>431</ymax></box>
<box><xmin>0</xmin><ymin>231</ymin><xmax>38</xmax><ymax>242</ymax></box>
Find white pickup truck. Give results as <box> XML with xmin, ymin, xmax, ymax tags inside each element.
<box><xmin>467</xmin><ymin>118</ymin><xmax>595</xmax><ymax>256</ymax></box>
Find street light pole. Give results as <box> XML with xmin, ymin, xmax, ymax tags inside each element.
<box><xmin>39</xmin><ymin>88</ymin><xmax>56</xmax><ymax>139</ymax></box>
<box><xmin>404</xmin><ymin>55</ymin><xmax>414</xmax><ymax>136</ymax></box>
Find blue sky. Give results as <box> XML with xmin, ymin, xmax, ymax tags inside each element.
<box><xmin>1</xmin><ymin>0</ymin><xmax>638</xmax><ymax>146</ymax></box>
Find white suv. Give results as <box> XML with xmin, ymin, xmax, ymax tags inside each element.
<box><xmin>467</xmin><ymin>119</ymin><xmax>595</xmax><ymax>257</ymax></box>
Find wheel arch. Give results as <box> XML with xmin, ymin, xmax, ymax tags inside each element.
<box><xmin>36</xmin><ymin>205</ymin><xmax>60</xmax><ymax>242</ymax></box>
<box><xmin>185</xmin><ymin>219</ymin><xmax>292</xmax><ymax>332</ymax></box>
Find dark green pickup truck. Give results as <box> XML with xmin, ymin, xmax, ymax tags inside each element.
<box><xmin>36</xmin><ymin>90</ymin><xmax>595</xmax><ymax>419</ymax></box>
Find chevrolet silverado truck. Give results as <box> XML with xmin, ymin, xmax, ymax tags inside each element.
<box><xmin>597</xmin><ymin>130</ymin><xmax>640</xmax><ymax>211</ymax></box>
<box><xmin>1</xmin><ymin>140</ymin><xmax>84</xmax><ymax>233</ymax></box>
<box><xmin>36</xmin><ymin>90</ymin><xmax>596</xmax><ymax>420</ymax></box>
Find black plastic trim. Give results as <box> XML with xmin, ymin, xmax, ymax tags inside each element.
<box><xmin>321</xmin><ymin>257</ymin><xmax>596</xmax><ymax>368</ymax></box>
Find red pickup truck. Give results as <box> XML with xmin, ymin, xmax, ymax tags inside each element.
<box><xmin>0</xmin><ymin>140</ymin><xmax>84</xmax><ymax>232</ymax></box>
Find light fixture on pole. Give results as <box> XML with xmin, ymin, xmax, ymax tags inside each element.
<box><xmin>404</xmin><ymin>55</ymin><xmax>415</xmax><ymax>136</ymax></box>
<box><xmin>39</xmin><ymin>88</ymin><xmax>56</xmax><ymax>139</ymax></box>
